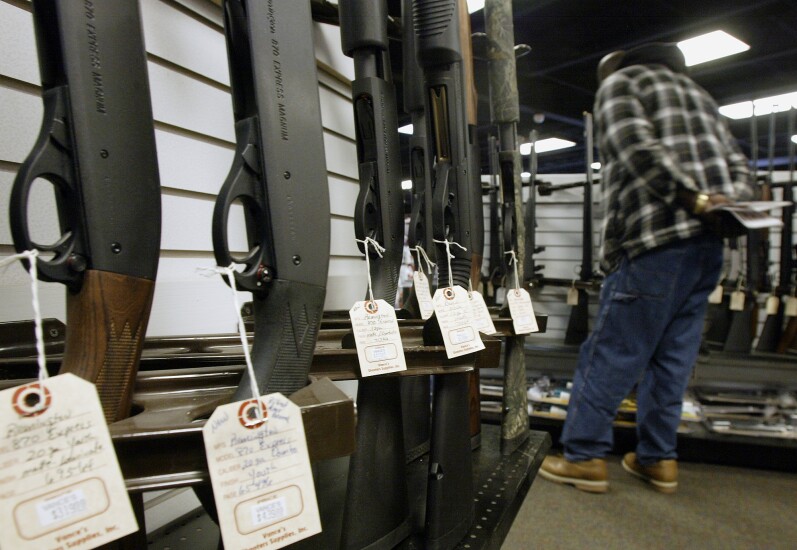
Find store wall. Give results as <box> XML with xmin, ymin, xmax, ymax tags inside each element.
<box><xmin>0</xmin><ymin>0</ymin><xmax>364</xmax><ymax>337</ymax></box>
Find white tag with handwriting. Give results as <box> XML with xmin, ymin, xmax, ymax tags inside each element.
<box><xmin>0</xmin><ymin>374</ymin><xmax>137</xmax><ymax>549</ymax></box>
<box><xmin>469</xmin><ymin>290</ymin><xmax>496</xmax><ymax>335</ymax></box>
<box><xmin>785</xmin><ymin>296</ymin><xmax>797</xmax><ymax>317</ymax></box>
<box><xmin>349</xmin><ymin>299</ymin><xmax>407</xmax><ymax>377</ymax></box>
<box><xmin>707</xmin><ymin>285</ymin><xmax>723</xmax><ymax>304</ymax></box>
<box><xmin>203</xmin><ymin>394</ymin><xmax>321</xmax><ymax>550</ymax></box>
<box><xmin>766</xmin><ymin>295</ymin><xmax>780</xmax><ymax>316</ymax></box>
<box><xmin>729</xmin><ymin>291</ymin><xmax>745</xmax><ymax>311</ymax></box>
<box><xmin>433</xmin><ymin>285</ymin><xmax>485</xmax><ymax>358</ymax></box>
<box><xmin>566</xmin><ymin>287</ymin><xmax>579</xmax><ymax>306</ymax></box>
<box><xmin>507</xmin><ymin>288</ymin><xmax>540</xmax><ymax>334</ymax></box>
<box><xmin>413</xmin><ymin>272</ymin><xmax>435</xmax><ymax>320</ymax></box>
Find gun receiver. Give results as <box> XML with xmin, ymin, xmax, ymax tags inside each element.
<box><xmin>9</xmin><ymin>0</ymin><xmax>161</xmax><ymax>423</ymax></box>
<box><xmin>339</xmin><ymin>2</ymin><xmax>410</xmax><ymax>548</ymax></box>
<box><xmin>212</xmin><ymin>0</ymin><xmax>329</xmax><ymax>400</ymax></box>
<box><xmin>523</xmin><ymin>130</ymin><xmax>545</xmax><ymax>285</ymax></box>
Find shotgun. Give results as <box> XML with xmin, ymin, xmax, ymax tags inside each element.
<box><xmin>212</xmin><ymin>0</ymin><xmax>329</xmax><ymax>400</ymax></box>
<box><xmin>338</xmin><ymin>1</ymin><xmax>411</xmax><ymax>548</ymax></box>
<box><xmin>413</xmin><ymin>0</ymin><xmax>479</xmax><ymax>546</ymax></box>
<box><xmin>484</xmin><ymin>0</ymin><xmax>530</xmax><ymax>455</ymax></box>
<box><xmin>9</xmin><ymin>0</ymin><xmax>161</xmax><ymax>423</ymax></box>
<box><xmin>523</xmin><ymin>130</ymin><xmax>545</xmax><ymax>287</ymax></box>
<box><xmin>564</xmin><ymin>113</ymin><xmax>595</xmax><ymax>345</ymax></box>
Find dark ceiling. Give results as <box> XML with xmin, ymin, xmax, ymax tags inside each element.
<box><xmin>386</xmin><ymin>0</ymin><xmax>797</xmax><ymax>176</ymax></box>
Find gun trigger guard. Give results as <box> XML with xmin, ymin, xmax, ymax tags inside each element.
<box><xmin>9</xmin><ymin>86</ymin><xmax>83</xmax><ymax>288</ymax></box>
<box><xmin>212</xmin><ymin>118</ymin><xmax>271</xmax><ymax>294</ymax></box>
<box><xmin>353</xmin><ymin>161</ymin><xmax>380</xmax><ymax>254</ymax></box>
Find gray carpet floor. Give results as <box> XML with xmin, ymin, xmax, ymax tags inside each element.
<box><xmin>503</xmin><ymin>456</ymin><xmax>797</xmax><ymax>549</ymax></box>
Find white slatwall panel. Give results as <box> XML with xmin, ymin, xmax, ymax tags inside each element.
<box><xmin>0</xmin><ymin>1</ymin><xmax>362</xmax><ymax>335</ymax></box>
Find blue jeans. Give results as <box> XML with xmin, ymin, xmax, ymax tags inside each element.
<box><xmin>561</xmin><ymin>235</ymin><xmax>722</xmax><ymax>465</ymax></box>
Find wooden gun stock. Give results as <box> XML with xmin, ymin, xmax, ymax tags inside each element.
<box><xmin>63</xmin><ymin>271</ymin><xmax>155</xmax><ymax>423</ymax></box>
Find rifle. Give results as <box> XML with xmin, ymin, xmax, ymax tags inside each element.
<box><xmin>484</xmin><ymin>0</ymin><xmax>530</xmax><ymax>454</ymax></box>
<box><xmin>564</xmin><ymin>112</ymin><xmax>595</xmax><ymax>345</ymax></box>
<box><xmin>776</xmin><ymin>108</ymin><xmax>797</xmax><ymax>353</ymax></box>
<box><xmin>758</xmin><ymin>110</ymin><xmax>794</xmax><ymax>351</ymax></box>
<box><xmin>523</xmin><ymin>130</ymin><xmax>545</xmax><ymax>287</ymax></box>
<box><xmin>212</xmin><ymin>0</ymin><xmax>329</xmax><ymax>400</ymax></box>
<box><xmin>413</xmin><ymin>0</ymin><xmax>479</xmax><ymax>546</ymax></box>
<box><xmin>10</xmin><ymin>0</ymin><xmax>161</xmax><ymax>424</ymax></box>
<box><xmin>338</xmin><ymin>1</ymin><xmax>411</xmax><ymax>548</ymax></box>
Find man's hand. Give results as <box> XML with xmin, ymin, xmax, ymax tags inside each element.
<box><xmin>678</xmin><ymin>190</ymin><xmax>744</xmax><ymax>237</ymax></box>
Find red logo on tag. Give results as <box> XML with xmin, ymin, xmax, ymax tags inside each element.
<box><xmin>12</xmin><ymin>382</ymin><xmax>52</xmax><ymax>417</ymax></box>
<box><xmin>238</xmin><ymin>399</ymin><xmax>268</xmax><ymax>429</ymax></box>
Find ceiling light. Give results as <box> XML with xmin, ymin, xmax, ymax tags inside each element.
<box><xmin>677</xmin><ymin>30</ymin><xmax>749</xmax><ymax>67</ymax></box>
<box><xmin>591</xmin><ymin>162</ymin><xmax>601</xmax><ymax>171</ymax></box>
<box><xmin>719</xmin><ymin>92</ymin><xmax>797</xmax><ymax>119</ymax></box>
<box><xmin>521</xmin><ymin>172</ymin><xmax>531</xmax><ymax>180</ymax></box>
<box><xmin>467</xmin><ymin>0</ymin><xmax>485</xmax><ymax>13</ymax></box>
<box><xmin>792</xmin><ymin>135</ymin><xmax>797</xmax><ymax>145</ymax></box>
<box><xmin>401</xmin><ymin>180</ymin><xmax>413</xmax><ymax>190</ymax></box>
<box><xmin>520</xmin><ymin>138</ymin><xmax>576</xmax><ymax>155</ymax></box>
<box><xmin>398</xmin><ymin>124</ymin><xmax>413</xmax><ymax>134</ymax></box>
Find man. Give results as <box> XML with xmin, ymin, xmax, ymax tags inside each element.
<box><xmin>539</xmin><ymin>43</ymin><xmax>753</xmax><ymax>493</ymax></box>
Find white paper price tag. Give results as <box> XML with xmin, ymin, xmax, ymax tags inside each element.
<box><xmin>785</xmin><ymin>296</ymin><xmax>797</xmax><ymax>317</ymax></box>
<box><xmin>469</xmin><ymin>290</ymin><xmax>497</xmax><ymax>335</ymax></box>
<box><xmin>0</xmin><ymin>374</ymin><xmax>138</xmax><ymax>549</ymax></box>
<box><xmin>729</xmin><ymin>291</ymin><xmax>746</xmax><ymax>311</ymax></box>
<box><xmin>765</xmin><ymin>295</ymin><xmax>780</xmax><ymax>316</ymax></box>
<box><xmin>566</xmin><ymin>287</ymin><xmax>579</xmax><ymax>306</ymax></box>
<box><xmin>349</xmin><ymin>299</ymin><xmax>407</xmax><ymax>377</ymax></box>
<box><xmin>507</xmin><ymin>288</ymin><xmax>540</xmax><ymax>334</ymax></box>
<box><xmin>707</xmin><ymin>285</ymin><xmax>723</xmax><ymax>304</ymax></box>
<box><xmin>433</xmin><ymin>285</ymin><xmax>485</xmax><ymax>358</ymax></box>
<box><xmin>203</xmin><ymin>394</ymin><xmax>321</xmax><ymax>550</ymax></box>
<box><xmin>413</xmin><ymin>272</ymin><xmax>435</xmax><ymax>320</ymax></box>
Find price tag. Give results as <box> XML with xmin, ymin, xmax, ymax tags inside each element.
<box><xmin>469</xmin><ymin>290</ymin><xmax>497</xmax><ymax>335</ymax></box>
<box><xmin>765</xmin><ymin>295</ymin><xmax>780</xmax><ymax>316</ymax></box>
<box><xmin>349</xmin><ymin>299</ymin><xmax>407</xmax><ymax>377</ymax></box>
<box><xmin>433</xmin><ymin>285</ymin><xmax>485</xmax><ymax>358</ymax></box>
<box><xmin>413</xmin><ymin>271</ymin><xmax>435</xmax><ymax>320</ymax></box>
<box><xmin>203</xmin><ymin>394</ymin><xmax>321</xmax><ymax>550</ymax></box>
<box><xmin>0</xmin><ymin>374</ymin><xmax>138</xmax><ymax>549</ymax></box>
<box><xmin>507</xmin><ymin>288</ymin><xmax>540</xmax><ymax>334</ymax></box>
<box><xmin>566</xmin><ymin>287</ymin><xmax>579</xmax><ymax>306</ymax></box>
<box><xmin>785</xmin><ymin>296</ymin><xmax>797</xmax><ymax>317</ymax></box>
<box><xmin>729</xmin><ymin>291</ymin><xmax>745</xmax><ymax>311</ymax></box>
<box><xmin>707</xmin><ymin>285</ymin><xmax>723</xmax><ymax>304</ymax></box>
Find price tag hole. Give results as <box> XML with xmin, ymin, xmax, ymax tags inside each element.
<box><xmin>24</xmin><ymin>393</ymin><xmax>41</xmax><ymax>408</ymax></box>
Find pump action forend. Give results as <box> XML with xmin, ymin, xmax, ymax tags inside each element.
<box><xmin>212</xmin><ymin>0</ymin><xmax>329</xmax><ymax>399</ymax></box>
<box><xmin>10</xmin><ymin>0</ymin><xmax>161</xmax><ymax>423</ymax></box>
<box><xmin>338</xmin><ymin>2</ymin><xmax>411</xmax><ymax>549</ymax></box>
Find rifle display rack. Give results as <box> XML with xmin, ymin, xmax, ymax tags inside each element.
<box><xmin>0</xmin><ymin>318</ymin><xmax>551</xmax><ymax>549</ymax></box>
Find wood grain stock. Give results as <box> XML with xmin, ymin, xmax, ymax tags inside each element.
<box><xmin>62</xmin><ymin>270</ymin><xmax>155</xmax><ymax>423</ymax></box>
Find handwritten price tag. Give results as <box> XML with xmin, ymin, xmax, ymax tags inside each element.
<box><xmin>413</xmin><ymin>272</ymin><xmax>435</xmax><ymax>320</ymax></box>
<box><xmin>349</xmin><ymin>299</ymin><xmax>407</xmax><ymax>377</ymax></box>
<box><xmin>433</xmin><ymin>285</ymin><xmax>485</xmax><ymax>358</ymax></box>
<box><xmin>203</xmin><ymin>394</ymin><xmax>321</xmax><ymax>549</ymax></box>
<box><xmin>0</xmin><ymin>374</ymin><xmax>137</xmax><ymax>549</ymax></box>
<box><xmin>507</xmin><ymin>288</ymin><xmax>540</xmax><ymax>334</ymax></box>
<box><xmin>469</xmin><ymin>290</ymin><xmax>497</xmax><ymax>335</ymax></box>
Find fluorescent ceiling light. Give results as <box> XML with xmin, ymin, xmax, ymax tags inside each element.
<box><xmin>467</xmin><ymin>0</ymin><xmax>485</xmax><ymax>13</ymax></box>
<box><xmin>719</xmin><ymin>91</ymin><xmax>797</xmax><ymax>119</ymax></box>
<box><xmin>677</xmin><ymin>30</ymin><xmax>749</xmax><ymax>67</ymax></box>
<box><xmin>521</xmin><ymin>172</ymin><xmax>531</xmax><ymax>180</ymax></box>
<box><xmin>792</xmin><ymin>135</ymin><xmax>797</xmax><ymax>145</ymax></box>
<box><xmin>398</xmin><ymin>124</ymin><xmax>413</xmax><ymax>134</ymax></box>
<box><xmin>401</xmin><ymin>180</ymin><xmax>413</xmax><ymax>190</ymax></box>
<box><xmin>520</xmin><ymin>138</ymin><xmax>576</xmax><ymax>155</ymax></box>
<box><xmin>591</xmin><ymin>162</ymin><xmax>602</xmax><ymax>171</ymax></box>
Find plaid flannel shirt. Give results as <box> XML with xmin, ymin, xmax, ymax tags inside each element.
<box><xmin>594</xmin><ymin>63</ymin><xmax>753</xmax><ymax>273</ymax></box>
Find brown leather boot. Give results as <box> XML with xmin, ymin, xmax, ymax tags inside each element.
<box><xmin>539</xmin><ymin>455</ymin><xmax>608</xmax><ymax>493</ymax></box>
<box><xmin>622</xmin><ymin>452</ymin><xmax>678</xmax><ymax>494</ymax></box>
